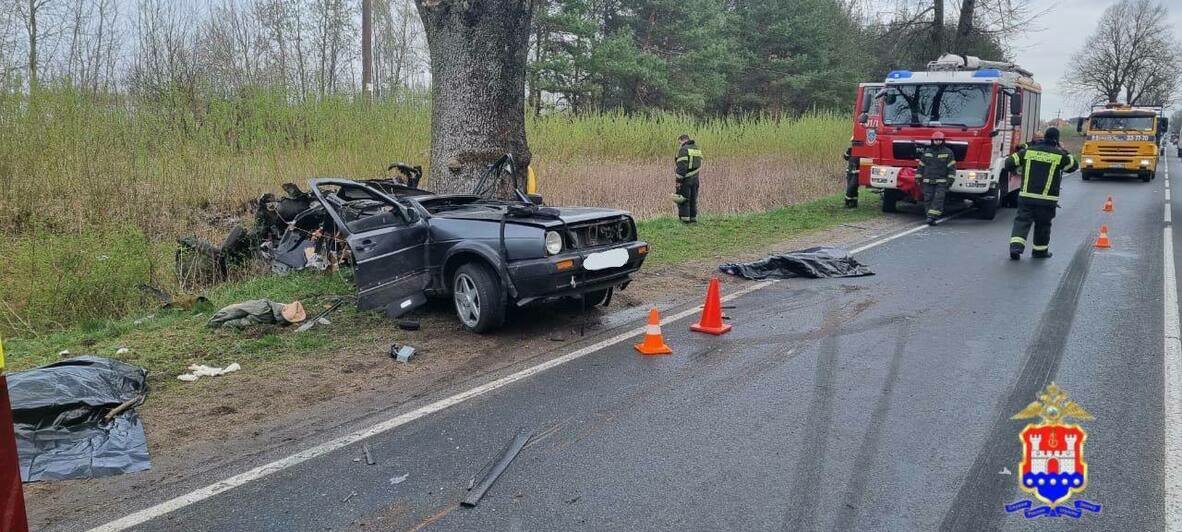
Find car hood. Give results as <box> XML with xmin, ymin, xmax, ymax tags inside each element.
<box><xmin>432</xmin><ymin>206</ymin><xmax>631</xmax><ymax>227</ymax></box>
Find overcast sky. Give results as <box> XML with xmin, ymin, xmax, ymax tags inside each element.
<box><xmin>1009</xmin><ymin>0</ymin><xmax>1182</xmax><ymax>119</ymax></box>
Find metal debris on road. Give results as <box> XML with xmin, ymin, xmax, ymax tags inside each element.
<box><xmin>462</xmin><ymin>429</ymin><xmax>533</xmax><ymax>508</ymax></box>
<box><xmin>363</xmin><ymin>443</ymin><xmax>375</xmax><ymax>465</ymax></box>
<box><xmin>390</xmin><ymin>344</ymin><xmax>416</xmax><ymax>363</ymax></box>
<box><xmin>389</xmin><ymin>474</ymin><xmax>409</xmax><ymax>485</ymax></box>
<box><xmin>341</xmin><ymin>491</ymin><xmax>357</xmax><ymax>503</ymax></box>
<box><xmin>296</xmin><ymin>299</ymin><xmax>347</xmax><ymax>333</ymax></box>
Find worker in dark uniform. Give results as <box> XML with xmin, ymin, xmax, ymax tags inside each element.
<box><xmin>674</xmin><ymin>134</ymin><xmax>703</xmax><ymax>223</ymax></box>
<box><xmin>916</xmin><ymin>131</ymin><xmax>956</xmax><ymax>225</ymax></box>
<box><xmin>842</xmin><ymin>143</ymin><xmax>859</xmax><ymax>208</ymax></box>
<box><xmin>1007</xmin><ymin>127</ymin><xmax>1078</xmax><ymax>260</ymax></box>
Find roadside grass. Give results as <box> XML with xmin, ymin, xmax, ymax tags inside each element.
<box><xmin>637</xmin><ymin>188</ymin><xmax>882</xmax><ymax>264</ymax></box>
<box><xmin>3</xmin><ymin>190</ymin><xmax>883</xmax><ymax>391</ymax></box>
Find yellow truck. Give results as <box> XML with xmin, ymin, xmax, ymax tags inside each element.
<box><xmin>1077</xmin><ymin>103</ymin><xmax>1169</xmax><ymax>182</ymax></box>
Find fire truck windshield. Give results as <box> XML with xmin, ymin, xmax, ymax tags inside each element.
<box><xmin>1088</xmin><ymin>114</ymin><xmax>1155</xmax><ymax>132</ymax></box>
<box><xmin>882</xmin><ymin>84</ymin><xmax>991</xmax><ymax>128</ymax></box>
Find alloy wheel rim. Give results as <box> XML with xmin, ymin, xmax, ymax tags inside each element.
<box><xmin>454</xmin><ymin>273</ymin><xmax>480</xmax><ymax>327</ymax></box>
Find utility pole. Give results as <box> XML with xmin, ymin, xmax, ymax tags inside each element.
<box><xmin>361</xmin><ymin>0</ymin><xmax>374</xmax><ymax>103</ymax></box>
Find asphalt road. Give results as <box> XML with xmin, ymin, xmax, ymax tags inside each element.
<box><xmin>85</xmin><ymin>152</ymin><xmax>1180</xmax><ymax>531</ymax></box>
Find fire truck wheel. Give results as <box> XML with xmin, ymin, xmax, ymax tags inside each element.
<box><xmin>881</xmin><ymin>189</ymin><xmax>901</xmax><ymax>213</ymax></box>
<box><xmin>1080</xmin><ymin>171</ymin><xmax>1092</xmax><ymax>181</ymax></box>
<box><xmin>974</xmin><ymin>193</ymin><xmax>1000</xmax><ymax>220</ymax></box>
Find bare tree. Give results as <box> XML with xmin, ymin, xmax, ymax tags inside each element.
<box><xmin>414</xmin><ymin>0</ymin><xmax>534</xmax><ymax>193</ymax></box>
<box><xmin>1062</xmin><ymin>0</ymin><xmax>1181</xmax><ymax>107</ymax></box>
<box><xmin>16</xmin><ymin>0</ymin><xmax>58</xmax><ymax>91</ymax></box>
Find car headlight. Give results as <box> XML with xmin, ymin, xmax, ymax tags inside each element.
<box><xmin>1084</xmin><ymin>158</ymin><xmax>1094</xmax><ymax>165</ymax></box>
<box><xmin>545</xmin><ymin>231</ymin><xmax>563</xmax><ymax>255</ymax></box>
<box><xmin>963</xmin><ymin>171</ymin><xmax>981</xmax><ymax>181</ymax></box>
<box><xmin>1140</xmin><ymin>159</ymin><xmax>1151</xmax><ymax>166</ymax></box>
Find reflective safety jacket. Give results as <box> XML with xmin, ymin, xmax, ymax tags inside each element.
<box><xmin>1004</xmin><ymin>141</ymin><xmax>1078</xmax><ymax>205</ymax></box>
<box><xmin>676</xmin><ymin>141</ymin><xmax>703</xmax><ymax>180</ymax></box>
<box><xmin>916</xmin><ymin>144</ymin><xmax>956</xmax><ymax>185</ymax></box>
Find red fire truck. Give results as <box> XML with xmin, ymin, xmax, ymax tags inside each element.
<box><xmin>848</xmin><ymin>82</ymin><xmax>884</xmax><ymax>184</ymax></box>
<box><xmin>857</xmin><ymin>54</ymin><xmax>1042</xmax><ymax>219</ymax></box>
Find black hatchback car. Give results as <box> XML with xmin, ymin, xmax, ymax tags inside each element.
<box><xmin>308</xmin><ymin>178</ymin><xmax>648</xmax><ymax>332</ymax></box>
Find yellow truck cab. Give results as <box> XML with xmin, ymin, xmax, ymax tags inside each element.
<box><xmin>1077</xmin><ymin>103</ymin><xmax>1169</xmax><ymax>182</ymax></box>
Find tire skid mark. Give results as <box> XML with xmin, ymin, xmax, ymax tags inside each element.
<box><xmin>939</xmin><ymin>239</ymin><xmax>1094</xmax><ymax>531</ymax></box>
<box><xmin>833</xmin><ymin>318</ymin><xmax>912</xmax><ymax>531</ymax></box>
<box><xmin>782</xmin><ymin>306</ymin><xmax>843</xmax><ymax>531</ymax></box>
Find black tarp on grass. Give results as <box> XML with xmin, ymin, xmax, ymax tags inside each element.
<box><xmin>8</xmin><ymin>356</ymin><xmax>150</xmax><ymax>482</ymax></box>
<box><xmin>719</xmin><ymin>247</ymin><xmax>874</xmax><ymax>280</ymax></box>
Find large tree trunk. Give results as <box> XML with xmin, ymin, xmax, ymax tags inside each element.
<box><xmin>416</xmin><ymin>0</ymin><xmax>534</xmax><ymax>195</ymax></box>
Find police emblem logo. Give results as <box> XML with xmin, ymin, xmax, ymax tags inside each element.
<box><xmin>866</xmin><ymin>128</ymin><xmax>878</xmax><ymax>146</ymax></box>
<box><xmin>1005</xmin><ymin>383</ymin><xmax>1102</xmax><ymax>519</ymax></box>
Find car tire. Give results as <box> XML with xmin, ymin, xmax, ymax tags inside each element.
<box><xmin>881</xmin><ymin>189</ymin><xmax>901</xmax><ymax>213</ymax></box>
<box><xmin>580</xmin><ymin>289</ymin><xmax>611</xmax><ymax>310</ymax></box>
<box><xmin>1142</xmin><ymin>172</ymin><xmax>1154</xmax><ymax>182</ymax></box>
<box><xmin>1081</xmin><ymin>171</ymin><xmax>1092</xmax><ymax>181</ymax></box>
<box><xmin>452</xmin><ymin>262</ymin><xmax>506</xmax><ymax>333</ymax></box>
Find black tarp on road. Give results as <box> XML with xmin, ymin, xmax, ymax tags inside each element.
<box><xmin>7</xmin><ymin>356</ymin><xmax>150</xmax><ymax>482</ymax></box>
<box><xmin>719</xmin><ymin>247</ymin><xmax>874</xmax><ymax>280</ymax></box>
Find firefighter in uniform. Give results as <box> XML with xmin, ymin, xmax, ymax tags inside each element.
<box><xmin>674</xmin><ymin>134</ymin><xmax>703</xmax><ymax>223</ymax></box>
<box><xmin>842</xmin><ymin>143</ymin><xmax>859</xmax><ymax>208</ymax></box>
<box><xmin>917</xmin><ymin>131</ymin><xmax>956</xmax><ymax>225</ymax></box>
<box><xmin>1007</xmin><ymin>127</ymin><xmax>1077</xmax><ymax>259</ymax></box>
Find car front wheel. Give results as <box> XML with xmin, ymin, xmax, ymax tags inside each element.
<box><xmin>452</xmin><ymin>263</ymin><xmax>506</xmax><ymax>333</ymax></box>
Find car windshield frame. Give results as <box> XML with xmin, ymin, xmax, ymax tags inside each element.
<box><xmin>882</xmin><ymin>83</ymin><xmax>992</xmax><ymax>128</ymax></box>
<box><xmin>1088</xmin><ymin>114</ymin><xmax>1156</xmax><ymax>132</ymax></box>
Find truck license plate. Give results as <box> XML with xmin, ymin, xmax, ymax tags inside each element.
<box><xmin>584</xmin><ymin>248</ymin><xmax>629</xmax><ymax>271</ymax></box>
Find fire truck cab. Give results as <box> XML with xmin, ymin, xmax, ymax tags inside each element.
<box><xmin>860</xmin><ymin>54</ymin><xmax>1041</xmax><ymax>220</ymax></box>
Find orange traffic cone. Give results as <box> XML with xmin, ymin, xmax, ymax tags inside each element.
<box><xmin>1095</xmin><ymin>224</ymin><xmax>1111</xmax><ymax>249</ymax></box>
<box><xmin>691</xmin><ymin>277</ymin><xmax>733</xmax><ymax>335</ymax></box>
<box><xmin>635</xmin><ymin>308</ymin><xmax>673</xmax><ymax>355</ymax></box>
<box><xmin>1102</xmin><ymin>195</ymin><xmax>1114</xmax><ymax>212</ymax></box>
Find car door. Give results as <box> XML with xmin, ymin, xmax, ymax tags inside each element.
<box><xmin>310</xmin><ymin>179</ymin><xmax>430</xmax><ymax>316</ymax></box>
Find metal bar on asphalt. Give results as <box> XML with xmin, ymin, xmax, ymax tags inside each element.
<box><xmin>462</xmin><ymin>430</ymin><xmax>533</xmax><ymax>508</ymax></box>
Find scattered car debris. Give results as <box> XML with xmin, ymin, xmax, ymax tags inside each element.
<box><xmin>296</xmin><ymin>299</ymin><xmax>348</xmax><ymax>333</ymax></box>
<box><xmin>57</xmin><ymin>350</ymin><xmax>69</xmax><ymax>358</ymax></box>
<box><xmin>207</xmin><ymin>299</ymin><xmax>306</xmax><ymax>328</ymax></box>
<box><xmin>999</xmin><ymin>467</ymin><xmax>1012</xmax><ymax>475</ymax></box>
<box><xmin>719</xmin><ymin>247</ymin><xmax>874</xmax><ymax>280</ymax></box>
<box><xmin>396</xmin><ymin>319</ymin><xmax>421</xmax><ymax>331</ymax></box>
<box><xmin>390</xmin><ymin>345</ymin><xmax>416</xmax><ymax>363</ymax></box>
<box><xmin>389</xmin><ymin>473</ymin><xmax>409</xmax><ymax>485</ymax></box>
<box><xmin>133</xmin><ymin>314</ymin><xmax>156</xmax><ymax>326</ymax></box>
<box><xmin>363</xmin><ymin>443</ymin><xmax>375</xmax><ymax>465</ymax></box>
<box><xmin>341</xmin><ymin>491</ymin><xmax>357</xmax><ymax>503</ymax></box>
<box><xmin>8</xmin><ymin>356</ymin><xmax>151</xmax><ymax>482</ymax></box>
<box><xmin>177</xmin><ymin>363</ymin><xmax>242</xmax><ymax>382</ymax></box>
<box><xmin>462</xmin><ymin>429</ymin><xmax>533</xmax><ymax>508</ymax></box>
<box><xmin>115</xmin><ymin>347</ymin><xmax>131</xmax><ymax>355</ymax></box>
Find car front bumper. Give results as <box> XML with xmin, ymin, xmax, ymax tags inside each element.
<box><xmin>509</xmin><ymin>241</ymin><xmax>649</xmax><ymax>305</ymax></box>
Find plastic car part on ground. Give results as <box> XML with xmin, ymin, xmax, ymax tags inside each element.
<box><xmin>719</xmin><ymin>247</ymin><xmax>874</xmax><ymax>280</ymax></box>
<box><xmin>207</xmin><ymin>299</ymin><xmax>307</xmax><ymax>328</ymax></box>
<box><xmin>177</xmin><ymin>363</ymin><xmax>242</xmax><ymax>382</ymax></box>
<box><xmin>8</xmin><ymin>356</ymin><xmax>151</xmax><ymax>482</ymax></box>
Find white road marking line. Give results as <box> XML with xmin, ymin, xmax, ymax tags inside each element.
<box><xmin>1164</xmin><ymin>155</ymin><xmax>1182</xmax><ymax>532</ymax></box>
<box><xmin>90</xmin><ymin>216</ymin><xmax>938</xmax><ymax>531</ymax></box>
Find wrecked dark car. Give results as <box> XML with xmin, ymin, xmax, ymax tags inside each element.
<box><xmin>238</xmin><ymin>157</ymin><xmax>648</xmax><ymax>332</ymax></box>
